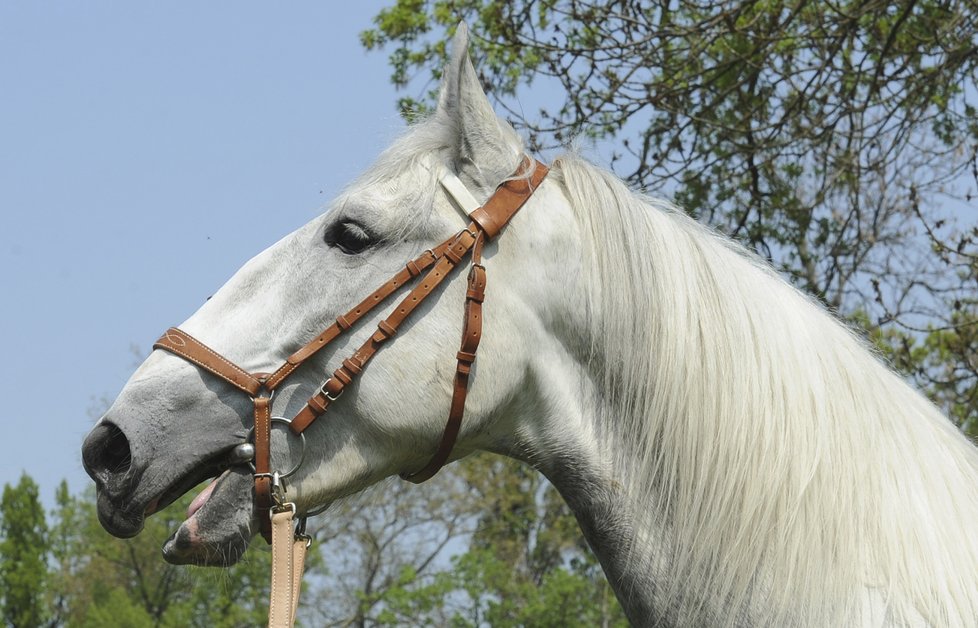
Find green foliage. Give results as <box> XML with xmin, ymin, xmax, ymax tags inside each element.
<box><xmin>447</xmin><ymin>456</ymin><xmax>627</xmax><ymax>627</ymax></box>
<box><xmin>364</xmin><ymin>0</ymin><xmax>976</xmax><ymax>287</ymax></box>
<box><xmin>865</xmin><ymin>306</ymin><xmax>978</xmax><ymax>438</ymax></box>
<box><xmin>74</xmin><ymin>588</ymin><xmax>155</xmax><ymax>628</ymax></box>
<box><xmin>4</xmin><ymin>476</ymin><xmax>274</xmax><ymax>628</ymax></box>
<box><xmin>0</xmin><ymin>473</ymin><xmax>49</xmax><ymax>628</ymax></box>
<box><xmin>65</xmin><ymin>486</ymin><xmax>273</xmax><ymax>627</ymax></box>
<box><xmin>305</xmin><ymin>454</ymin><xmax>629</xmax><ymax>624</ymax></box>
<box><xmin>12</xmin><ymin>462</ymin><xmax>625</xmax><ymax>625</ymax></box>
<box><xmin>444</xmin><ymin>546</ymin><xmax>626</xmax><ymax>627</ymax></box>
<box><xmin>48</xmin><ymin>481</ymin><xmax>80</xmax><ymax>625</ymax></box>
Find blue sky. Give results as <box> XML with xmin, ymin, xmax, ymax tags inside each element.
<box><xmin>0</xmin><ymin>2</ymin><xmax>409</xmax><ymax>503</ymax></box>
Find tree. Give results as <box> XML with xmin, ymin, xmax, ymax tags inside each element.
<box><xmin>302</xmin><ymin>454</ymin><xmax>629</xmax><ymax>626</ymax></box>
<box><xmin>61</xmin><ymin>485</ymin><xmax>275</xmax><ymax>627</ymax></box>
<box><xmin>445</xmin><ymin>455</ymin><xmax>627</xmax><ymax>627</ymax></box>
<box><xmin>0</xmin><ymin>473</ymin><xmax>50</xmax><ymax>628</ymax></box>
<box><xmin>304</xmin><ymin>463</ymin><xmax>477</xmax><ymax>626</ymax></box>
<box><xmin>362</xmin><ymin>0</ymin><xmax>978</xmax><ymax>430</ymax></box>
<box><xmin>47</xmin><ymin>481</ymin><xmax>80</xmax><ymax>627</ymax></box>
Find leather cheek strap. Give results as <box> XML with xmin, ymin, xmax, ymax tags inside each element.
<box><xmin>401</xmin><ymin>253</ymin><xmax>487</xmax><ymax>483</ymax></box>
<box><xmin>262</xmin><ymin>242</ymin><xmax>451</xmax><ymax>391</ymax></box>
<box><xmin>253</xmin><ymin>396</ymin><xmax>274</xmax><ymax>542</ymax></box>
<box><xmin>288</xmin><ymin>228</ymin><xmax>479</xmax><ymax>435</ymax></box>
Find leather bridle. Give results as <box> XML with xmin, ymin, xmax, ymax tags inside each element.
<box><xmin>152</xmin><ymin>157</ymin><xmax>548</xmax><ymax>562</ymax></box>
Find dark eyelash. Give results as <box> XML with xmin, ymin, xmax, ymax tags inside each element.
<box><xmin>324</xmin><ymin>220</ymin><xmax>376</xmax><ymax>255</ymax></box>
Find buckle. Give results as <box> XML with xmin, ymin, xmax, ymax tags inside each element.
<box><xmin>271</xmin><ymin>499</ymin><xmax>296</xmax><ymax>515</ymax></box>
<box><xmin>320</xmin><ymin>378</ymin><xmax>344</xmax><ymax>402</ymax></box>
<box><xmin>295</xmin><ymin>516</ymin><xmax>312</xmax><ymax>547</ymax></box>
<box><xmin>256</xmin><ymin>471</ymin><xmax>289</xmax><ymax>507</ymax></box>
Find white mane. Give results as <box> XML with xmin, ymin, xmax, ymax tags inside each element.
<box><xmin>554</xmin><ymin>155</ymin><xmax>978</xmax><ymax>625</ymax></box>
<box><xmin>340</xmin><ymin>105</ymin><xmax>978</xmax><ymax>623</ymax></box>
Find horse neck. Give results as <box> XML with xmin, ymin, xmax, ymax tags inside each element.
<box><xmin>516</xmin><ymin>158</ymin><xmax>978</xmax><ymax>625</ymax></box>
<box><xmin>520</xmin><ymin>362</ymin><xmax>744</xmax><ymax>625</ymax></box>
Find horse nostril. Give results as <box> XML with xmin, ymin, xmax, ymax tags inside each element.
<box><xmin>82</xmin><ymin>422</ymin><xmax>133</xmax><ymax>481</ymax></box>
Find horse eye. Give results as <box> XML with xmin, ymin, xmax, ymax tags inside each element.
<box><xmin>324</xmin><ymin>220</ymin><xmax>375</xmax><ymax>255</ymax></box>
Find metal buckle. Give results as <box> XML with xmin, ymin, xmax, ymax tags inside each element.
<box><xmin>453</xmin><ymin>227</ymin><xmax>478</xmax><ymax>245</ymax></box>
<box><xmin>320</xmin><ymin>378</ymin><xmax>343</xmax><ymax>402</ymax></box>
<box><xmin>255</xmin><ymin>471</ymin><xmax>288</xmax><ymax>507</ymax></box>
<box><xmin>271</xmin><ymin>498</ymin><xmax>296</xmax><ymax>515</ymax></box>
<box><xmin>295</xmin><ymin>516</ymin><xmax>312</xmax><ymax>547</ymax></box>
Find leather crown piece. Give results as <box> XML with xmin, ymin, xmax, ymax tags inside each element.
<box><xmin>153</xmin><ymin>156</ymin><xmax>549</xmax><ymax>542</ymax></box>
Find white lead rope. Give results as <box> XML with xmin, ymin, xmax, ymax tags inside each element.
<box><xmin>268</xmin><ymin>506</ymin><xmax>309</xmax><ymax>627</ymax></box>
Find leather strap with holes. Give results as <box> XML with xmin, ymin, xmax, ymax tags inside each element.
<box><xmin>289</xmin><ymin>228</ymin><xmax>479</xmax><ymax>433</ymax></box>
<box><xmin>152</xmin><ymin>157</ymin><xmax>549</xmax><ymax>543</ymax></box>
<box><xmin>401</xmin><ymin>234</ymin><xmax>487</xmax><ymax>482</ymax></box>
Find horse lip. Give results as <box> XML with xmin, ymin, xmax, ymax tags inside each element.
<box><xmin>161</xmin><ymin>467</ymin><xmax>255</xmax><ymax>566</ymax></box>
<box><xmin>145</xmin><ymin>449</ymin><xmax>235</xmax><ymax>517</ymax></box>
<box><xmin>95</xmin><ymin>490</ymin><xmax>146</xmax><ymax>538</ymax></box>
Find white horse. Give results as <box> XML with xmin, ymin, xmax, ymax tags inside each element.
<box><xmin>82</xmin><ymin>26</ymin><xmax>978</xmax><ymax>626</ymax></box>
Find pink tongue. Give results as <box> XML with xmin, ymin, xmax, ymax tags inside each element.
<box><xmin>188</xmin><ymin>477</ymin><xmax>218</xmax><ymax>518</ymax></box>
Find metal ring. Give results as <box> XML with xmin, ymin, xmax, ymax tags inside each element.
<box><xmin>246</xmin><ymin>416</ymin><xmax>306</xmax><ymax>479</ymax></box>
<box><xmin>249</xmin><ymin>388</ymin><xmax>275</xmax><ymax>403</ymax></box>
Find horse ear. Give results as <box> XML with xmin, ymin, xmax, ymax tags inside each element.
<box><xmin>437</xmin><ymin>23</ymin><xmax>521</xmax><ymax>187</ymax></box>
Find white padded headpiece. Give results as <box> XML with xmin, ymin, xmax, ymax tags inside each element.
<box><xmin>439</xmin><ymin>171</ymin><xmax>481</xmax><ymax>218</ymax></box>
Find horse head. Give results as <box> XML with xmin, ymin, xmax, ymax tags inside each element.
<box><xmin>81</xmin><ymin>26</ymin><xmax>583</xmax><ymax>568</ymax></box>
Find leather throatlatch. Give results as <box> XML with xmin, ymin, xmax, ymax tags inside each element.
<box><xmin>152</xmin><ymin>156</ymin><xmax>549</xmax><ymax>626</ymax></box>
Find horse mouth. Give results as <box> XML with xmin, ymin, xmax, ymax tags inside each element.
<box><xmin>156</xmin><ymin>454</ymin><xmax>257</xmax><ymax>567</ymax></box>
<box><xmin>143</xmin><ymin>448</ymin><xmax>236</xmax><ymax>517</ymax></box>
<box><xmin>91</xmin><ymin>442</ymin><xmax>257</xmax><ymax>567</ymax></box>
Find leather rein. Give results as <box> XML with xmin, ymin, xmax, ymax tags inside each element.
<box><xmin>151</xmin><ymin>157</ymin><xmax>548</xmax><ymax>625</ymax></box>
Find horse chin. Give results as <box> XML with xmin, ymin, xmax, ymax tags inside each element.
<box><xmin>161</xmin><ymin>466</ymin><xmax>256</xmax><ymax>566</ymax></box>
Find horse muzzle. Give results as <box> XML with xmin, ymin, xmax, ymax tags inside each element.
<box><xmin>82</xmin><ymin>420</ymin><xmax>149</xmax><ymax>537</ymax></box>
